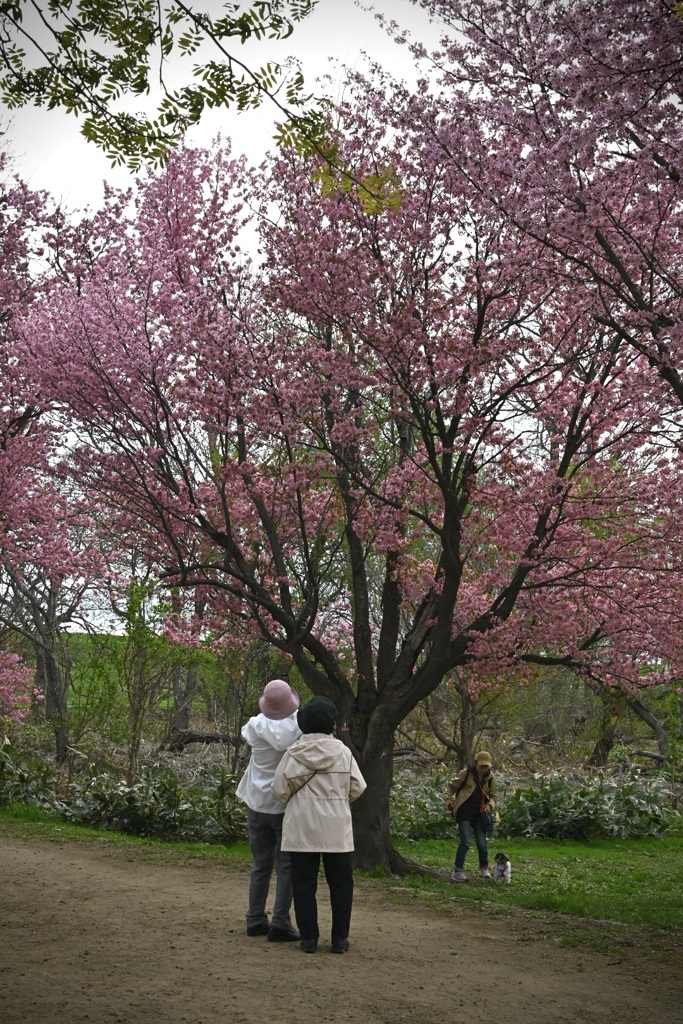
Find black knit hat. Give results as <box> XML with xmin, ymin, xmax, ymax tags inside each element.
<box><xmin>297</xmin><ymin>696</ymin><xmax>337</xmax><ymax>735</ymax></box>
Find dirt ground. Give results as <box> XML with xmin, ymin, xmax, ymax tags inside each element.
<box><xmin>1</xmin><ymin>833</ymin><xmax>682</xmax><ymax>1024</ymax></box>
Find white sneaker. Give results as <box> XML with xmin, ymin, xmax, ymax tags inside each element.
<box><xmin>450</xmin><ymin>869</ymin><xmax>468</xmax><ymax>883</ymax></box>
<box><xmin>480</xmin><ymin>867</ymin><xmax>491</xmax><ymax>879</ymax></box>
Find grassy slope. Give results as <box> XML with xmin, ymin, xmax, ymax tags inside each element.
<box><xmin>392</xmin><ymin>836</ymin><xmax>683</xmax><ymax>927</ymax></box>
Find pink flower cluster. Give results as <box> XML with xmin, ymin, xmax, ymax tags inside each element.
<box><xmin>0</xmin><ymin>652</ymin><xmax>35</xmax><ymax>722</ymax></box>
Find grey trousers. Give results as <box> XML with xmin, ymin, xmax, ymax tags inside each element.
<box><xmin>246</xmin><ymin>808</ymin><xmax>294</xmax><ymax>932</ymax></box>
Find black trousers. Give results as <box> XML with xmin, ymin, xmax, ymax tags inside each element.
<box><xmin>289</xmin><ymin>851</ymin><xmax>354</xmax><ymax>943</ymax></box>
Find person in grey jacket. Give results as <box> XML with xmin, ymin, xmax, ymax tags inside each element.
<box><xmin>236</xmin><ymin>678</ymin><xmax>302</xmax><ymax>941</ymax></box>
<box><xmin>272</xmin><ymin>696</ymin><xmax>366</xmax><ymax>954</ymax></box>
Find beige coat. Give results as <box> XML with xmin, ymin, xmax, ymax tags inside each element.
<box><xmin>447</xmin><ymin>766</ymin><xmax>496</xmax><ymax>817</ymax></box>
<box><xmin>272</xmin><ymin>734</ymin><xmax>367</xmax><ymax>853</ymax></box>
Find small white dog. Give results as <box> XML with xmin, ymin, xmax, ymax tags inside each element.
<box><xmin>492</xmin><ymin>851</ymin><xmax>512</xmax><ymax>884</ymax></box>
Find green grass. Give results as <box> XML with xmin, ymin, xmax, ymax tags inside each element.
<box><xmin>0</xmin><ymin>804</ymin><xmax>252</xmax><ymax>864</ymax></box>
<box><xmin>392</xmin><ymin>835</ymin><xmax>683</xmax><ymax>928</ymax></box>
<box><xmin>0</xmin><ymin>803</ymin><xmax>58</xmax><ymax>824</ymax></box>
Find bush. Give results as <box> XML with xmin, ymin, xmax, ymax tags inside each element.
<box><xmin>497</xmin><ymin>769</ymin><xmax>680</xmax><ymax>840</ymax></box>
<box><xmin>0</xmin><ymin>748</ymin><xmax>56</xmax><ymax>809</ymax></box>
<box><xmin>390</xmin><ymin>766</ymin><xmax>454</xmax><ymax>841</ymax></box>
<box><xmin>0</xmin><ymin>745</ymin><xmax>247</xmax><ymax>844</ymax></box>
<box><xmin>61</xmin><ymin>767</ymin><xmax>248</xmax><ymax>844</ymax></box>
<box><xmin>388</xmin><ymin>764</ymin><xmax>681</xmax><ymax>843</ymax></box>
<box><xmin>4</xmin><ymin>743</ymin><xmax>679</xmax><ymax>847</ymax></box>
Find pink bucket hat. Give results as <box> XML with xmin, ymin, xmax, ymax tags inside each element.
<box><xmin>259</xmin><ymin>679</ymin><xmax>300</xmax><ymax>720</ymax></box>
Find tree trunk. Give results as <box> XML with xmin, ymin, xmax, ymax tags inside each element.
<box><xmin>459</xmin><ymin>686</ymin><xmax>477</xmax><ymax>768</ymax></box>
<box><xmin>127</xmin><ymin>728</ymin><xmax>142</xmax><ymax>786</ymax></box>
<box><xmin>350</xmin><ymin>728</ymin><xmax>412</xmax><ymax>874</ymax></box>
<box><xmin>164</xmin><ymin>729</ymin><xmax>234</xmax><ymax>752</ymax></box>
<box><xmin>587</xmin><ymin>722</ymin><xmax>617</xmax><ymax>767</ymax></box>
<box><xmin>126</xmin><ymin>667</ymin><xmax>146</xmax><ymax>785</ymax></box>
<box><xmin>38</xmin><ymin>645</ymin><xmax>69</xmax><ymax>763</ymax></box>
<box><xmin>424</xmin><ymin>696</ymin><xmax>465</xmax><ymax>764</ymax></box>
<box><xmin>423</xmin><ymin>680</ymin><xmax>478</xmax><ymax>769</ymax></box>
<box><xmin>170</xmin><ymin>662</ymin><xmax>199</xmax><ymax>735</ymax></box>
<box><xmin>628</xmin><ymin>697</ymin><xmax>668</xmax><ymax>757</ymax></box>
<box><xmin>586</xmin><ymin>686</ymin><xmax>621</xmax><ymax>768</ymax></box>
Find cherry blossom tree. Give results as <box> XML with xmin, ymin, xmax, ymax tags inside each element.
<box><xmin>0</xmin><ymin>153</ymin><xmax>51</xmax><ymax>724</ymax></box>
<box><xmin>408</xmin><ymin>0</ymin><xmax>683</xmax><ymax>413</ymax></box>
<box><xmin>0</xmin><ymin>153</ymin><xmax>110</xmax><ymax>756</ymax></box>
<box><xmin>21</xmin><ymin>95</ymin><xmax>683</xmax><ymax>869</ymax></box>
<box><xmin>0</xmin><ymin>153</ymin><xmax>48</xmax><ymax>557</ymax></box>
<box><xmin>401</xmin><ymin>0</ymin><xmax>683</xmax><ymax>768</ymax></box>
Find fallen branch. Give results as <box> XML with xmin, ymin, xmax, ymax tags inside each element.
<box><xmin>631</xmin><ymin>749</ymin><xmax>667</xmax><ymax>763</ymax></box>
<box><xmin>163</xmin><ymin>730</ymin><xmax>237</xmax><ymax>753</ymax></box>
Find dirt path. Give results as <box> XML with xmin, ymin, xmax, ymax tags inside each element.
<box><xmin>1</xmin><ymin>834</ymin><xmax>681</xmax><ymax>1024</ymax></box>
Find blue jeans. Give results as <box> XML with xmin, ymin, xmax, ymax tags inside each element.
<box><xmin>246</xmin><ymin>808</ymin><xmax>294</xmax><ymax>932</ymax></box>
<box><xmin>454</xmin><ymin>816</ymin><xmax>488</xmax><ymax>870</ymax></box>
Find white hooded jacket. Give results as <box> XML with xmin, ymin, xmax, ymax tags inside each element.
<box><xmin>235</xmin><ymin>712</ymin><xmax>302</xmax><ymax>815</ymax></box>
<box><xmin>272</xmin><ymin>733</ymin><xmax>367</xmax><ymax>853</ymax></box>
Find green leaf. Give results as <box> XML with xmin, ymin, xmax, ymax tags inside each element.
<box><xmin>0</xmin><ymin>0</ymin><xmax>324</xmax><ymax>166</ymax></box>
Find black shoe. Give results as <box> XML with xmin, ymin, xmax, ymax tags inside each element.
<box><xmin>267</xmin><ymin>926</ymin><xmax>301</xmax><ymax>943</ymax></box>
<box><xmin>331</xmin><ymin>938</ymin><xmax>350</xmax><ymax>954</ymax></box>
<box><xmin>246</xmin><ymin>923</ymin><xmax>270</xmax><ymax>937</ymax></box>
<box><xmin>300</xmin><ymin>939</ymin><xmax>318</xmax><ymax>953</ymax></box>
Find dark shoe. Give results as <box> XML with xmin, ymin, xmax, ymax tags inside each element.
<box><xmin>267</xmin><ymin>926</ymin><xmax>301</xmax><ymax>943</ymax></box>
<box><xmin>246</xmin><ymin>923</ymin><xmax>270</xmax><ymax>937</ymax></box>
<box><xmin>331</xmin><ymin>938</ymin><xmax>350</xmax><ymax>954</ymax></box>
<box><xmin>300</xmin><ymin>939</ymin><xmax>318</xmax><ymax>953</ymax></box>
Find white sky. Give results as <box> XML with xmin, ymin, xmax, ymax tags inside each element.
<box><xmin>3</xmin><ymin>0</ymin><xmax>443</xmax><ymax>212</ymax></box>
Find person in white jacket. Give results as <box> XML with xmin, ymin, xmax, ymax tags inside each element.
<box><xmin>272</xmin><ymin>696</ymin><xmax>366</xmax><ymax>954</ymax></box>
<box><xmin>236</xmin><ymin>678</ymin><xmax>302</xmax><ymax>941</ymax></box>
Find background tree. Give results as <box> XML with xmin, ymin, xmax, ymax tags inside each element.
<box><xmin>0</xmin><ymin>151</ymin><xmax>50</xmax><ymax>562</ymax></box>
<box><xmin>403</xmin><ymin>0</ymin><xmax>683</xmax><ymax>766</ymax></box>
<box><xmin>0</xmin><ymin>0</ymin><xmax>325</xmax><ymax>167</ymax></box>
<box><xmin>423</xmin><ymin>675</ymin><xmax>500</xmax><ymax>769</ymax></box>
<box><xmin>111</xmin><ymin>575</ymin><xmax>179</xmax><ymax>784</ymax></box>
<box><xmin>0</xmin><ymin>153</ymin><xmax>100</xmax><ymax>753</ymax></box>
<box><xmin>0</xmin><ymin>564</ymin><xmax>94</xmax><ymax>760</ymax></box>
<box><xmin>180</xmin><ymin>634</ymin><xmax>288</xmax><ymax>771</ymax></box>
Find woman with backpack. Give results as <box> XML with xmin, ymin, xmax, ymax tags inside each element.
<box><xmin>446</xmin><ymin>751</ymin><xmax>496</xmax><ymax>882</ymax></box>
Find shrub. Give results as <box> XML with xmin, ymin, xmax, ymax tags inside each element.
<box><xmin>497</xmin><ymin>769</ymin><xmax>680</xmax><ymax>840</ymax></box>
<box><xmin>0</xmin><ymin>748</ymin><xmax>56</xmax><ymax>808</ymax></box>
<box><xmin>62</xmin><ymin>767</ymin><xmax>248</xmax><ymax>843</ymax></box>
<box><xmin>3</xmin><ymin>744</ymin><xmax>679</xmax><ymax>847</ymax></box>
<box><xmin>0</xmin><ymin>745</ymin><xmax>247</xmax><ymax>844</ymax></box>
<box><xmin>390</xmin><ymin>766</ymin><xmax>454</xmax><ymax>841</ymax></box>
<box><xmin>388</xmin><ymin>765</ymin><xmax>681</xmax><ymax>843</ymax></box>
